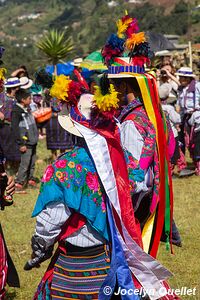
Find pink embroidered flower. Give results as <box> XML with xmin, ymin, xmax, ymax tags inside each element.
<box><xmin>76</xmin><ymin>164</ymin><xmax>82</xmax><ymax>173</ymax></box>
<box><xmin>86</xmin><ymin>172</ymin><xmax>99</xmax><ymax>192</ymax></box>
<box><xmin>101</xmin><ymin>201</ymin><xmax>106</xmax><ymax>212</ymax></box>
<box><xmin>55</xmin><ymin>159</ymin><xmax>67</xmax><ymax>169</ymax></box>
<box><xmin>42</xmin><ymin>165</ymin><xmax>54</xmax><ymax>182</ymax></box>
<box><xmin>71</xmin><ymin>153</ymin><xmax>77</xmax><ymax>157</ymax></box>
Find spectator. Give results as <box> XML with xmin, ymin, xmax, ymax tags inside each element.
<box><xmin>11</xmin><ymin>89</ymin><xmax>38</xmax><ymax>192</ymax></box>
<box><xmin>175</xmin><ymin>67</ymin><xmax>200</xmax><ymax>174</ymax></box>
<box><xmin>0</xmin><ymin>78</ymin><xmax>22</xmax><ymax>175</ymax></box>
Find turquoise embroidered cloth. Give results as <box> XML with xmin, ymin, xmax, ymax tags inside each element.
<box><xmin>32</xmin><ymin>146</ymin><xmax>144</xmax><ymax>241</ymax></box>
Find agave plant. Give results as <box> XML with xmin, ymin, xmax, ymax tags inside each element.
<box><xmin>36</xmin><ymin>29</ymin><xmax>74</xmax><ymax>74</ymax></box>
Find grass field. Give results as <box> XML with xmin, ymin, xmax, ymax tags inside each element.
<box><xmin>1</xmin><ymin>139</ymin><xmax>200</xmax><ymax>300</ymax></box>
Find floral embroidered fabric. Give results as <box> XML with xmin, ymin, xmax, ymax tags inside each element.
<box><xmin>33</xmin><ymin>146</ymin><xmax>145</xmax><ymax>239</ymax></box>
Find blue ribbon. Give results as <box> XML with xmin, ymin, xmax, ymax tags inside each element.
<box><xmin>99</xmin><ymin>199</ymin><xmax>139</xmax><ymax>300</ymax></box>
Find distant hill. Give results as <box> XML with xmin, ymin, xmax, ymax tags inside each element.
<box><xmin>0</xmin><ymin>0</ymin><xmax>199</xmax><ymax>75</ymax></box>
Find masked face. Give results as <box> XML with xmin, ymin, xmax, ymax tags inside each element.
<box><xmin>78</xmin><ymin>93</ymin><xmax>94</xmax><ymax>120</ymax></box>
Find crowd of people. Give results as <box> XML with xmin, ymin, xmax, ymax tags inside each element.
<box><xmin>0</xmin><ymin>12</ymin><xmax>200</xmax><ymax>300</ymax></box>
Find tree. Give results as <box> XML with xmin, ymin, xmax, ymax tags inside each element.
<box><xmin>36</xmin><ymin>29</ymin><xmax>74</xmax><ymax>74</ymax></box>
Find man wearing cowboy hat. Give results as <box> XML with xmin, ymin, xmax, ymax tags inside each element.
<box><xmin>175</xmin><ymin>67</ymin><xmax>200</xmax><ymax>176</ymax></box>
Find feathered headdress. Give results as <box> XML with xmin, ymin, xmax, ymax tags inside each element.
<box><xmin>102</xmin><ymin>12</ymin><xmax>154</xmax><ymax>68</ymax></box>
<box><xmin>91</xmin><ymin>74</ymin><xmax>120</xmax><ymax>131</ymax></box>
<box><xmin>50</xmin><ymin>74</ymin><xmax>82</xmax><ymax>106</ymax></box>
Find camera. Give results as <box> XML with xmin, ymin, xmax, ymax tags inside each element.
<box><xmin>160</xmin><ymin>70</ymin><xmax>167</xmax><ymax>77</ymax></box>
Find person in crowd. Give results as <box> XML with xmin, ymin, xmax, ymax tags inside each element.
<box><xmin>30</xmin><ymin>83</ymin><xmax>46</xmax><ymax>139</ymax></box>
<box><xmin>0</xmin><ymin>136</ymin><xmax>20</xmax><ymax>298</ymax></box>
<box><xmin>11</xmin><ymin>89</ymin><xmax>38</xmax><ymax>192</ymax></box>
<box><xmin>11</xmin><ymin>65</ymin><xmax>29</xmax><ymax>78</ymax></box>
<box><xmin>158</xmin><ymin>81</ymin><xmax>194</xmax><ymax>177</ymax></box>
<box><xmin>175</xmin><ymin>67</ymin><xmax>200</xmax><ymax>175</ymax></box>
<box><xmin>34</xmin><ymin>69</ymin><xmax>74</xmax><ymax>161</ymax></box>
<box><xmin>0</xmin><ymin>77</ymin><xmax>22</xmax><ymax>175</ymax></box>
<box><xmin>157</xmin><ymin>63</ymin><xmax>180</xmax><ymax>104</ymax></box>
<box><xmin>24</xmin><ymin>74</ymin><xmax>179</xmax><ymax>300</ymax></box>
<box><xmin>188</xmin><ymin>110</ymin><xmax>200</xmax><ymax>175</ymax></box>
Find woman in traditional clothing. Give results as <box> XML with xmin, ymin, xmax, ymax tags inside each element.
<box><xmin>34</xmin><ymin>70</ymin><xmax>74</xmax><ymax>161</ymax></box>
<box><xmin>24</xmin><ymin>74</ymin><xmax>179</xmax><ymax>300</ymax></box>
<box><xmin>0</xmin><ymin>77</ymin><xmax>21</xmax><ymax>175</ymax></box>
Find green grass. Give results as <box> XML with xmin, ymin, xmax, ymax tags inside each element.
<box><xmin>1</xmin><ymin>140</ymin><xmax>200</xmax><ymax>299</ymax></box>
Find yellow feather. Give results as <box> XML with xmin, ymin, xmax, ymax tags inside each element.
<box><xmin>50</xmin><ymin>74</ymin><xmax>71</xmax><ymax>101</ymax></box>
<box><xmin>116</xmin><ymin>17</ymin><xmax>132</xmax><ymax>38</ymax></box>
<box><xmin>0</xmin><ymin>68</ymin><xmax>7</xmax><ymax>81</ymax></box>
<box><xmin>125</xmin><ymin>32</ymin><xmax>146</xmax><ymax>50</ymax></box>
<box><xmin>93</xmin><ymin>84</ymin><xmax>119</xmax><ymax>112</ymax></box>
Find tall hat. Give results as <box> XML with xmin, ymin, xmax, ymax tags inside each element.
<box><xmin>102</xmin><ymin>13</ymin><xmax>174</xmax><ymax>258</ymax></box>
<box><xmin>102</xmin><ymin>13</ymin><xmax>154</xmax><ymax>75</ymax></box>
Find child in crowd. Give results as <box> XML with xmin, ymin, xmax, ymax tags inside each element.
<box><xmin>11</xmin><ymin>89</ymin><xmax>38</xmax><ymax>192</ymax></box>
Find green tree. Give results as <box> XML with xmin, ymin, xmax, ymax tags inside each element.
<box><xmin>36</xmin><ymin>29</ymin><xmax>74</xmax><ymax>74</ymax></box>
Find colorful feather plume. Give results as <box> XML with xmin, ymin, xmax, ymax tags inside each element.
<box><xmin>90</xmin><ymin>76</ymin><xmax>119</xmax><ymax>131</ymax></box>
<box><xmin>129</xmin><ymin>42</ymin><xmax>154</xmax><ymax>66</ymax></box>
<box><xmin>126</xmin><ymin>32</ymin><xmax>146</xmax><ymax>51</ymax></box>
<box><xmin>0</xmin><ymin>68</ymin><xmax>6</xmax><ymax>81</ymax></box>
<box><xmin>116</xmin><ymin>15</ymin><xmax>139</xmax><ymax>39</ymax></box>
<box><xmin>102</xmin><ymin>34</ymin><xmax>125</xmax><ymax>66</ymax></box>
<box><xmin>93</xmin><ymin>83</ymin><xmax>119</xmax><ymax>112</ymax></box>
<box><xmin>50</xmin><ymin>74</ymin><xmax>82</xmax><ymax>105</ymax></box>
<box><xmin>116</xmin><ymin>16</ymin><xmax>132</xmax><ymax>38</ymax></box>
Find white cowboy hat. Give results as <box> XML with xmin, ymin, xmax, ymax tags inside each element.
<box><xmin>58</xmin><ymin>93</ymin><xmax>94</xmax><ymax>137</ymax></box>
<box><xmin>71</xmin><ymin>57</ymin><xmax>83</xmax><ymax>67</ymax></box>
<box><xmin>175</xmin><ymin>67</ymin><xmax>195</xmax><ymax>78</ymax></box>
<box><xmin>4</xmin><ymin>77</ymin><xmax>21</xmax><ymax>88</ymax></box>
<box><xmin>19</xmin><ymin>76</ymin><xmax>33</xmax><ymax>89</ymax></box>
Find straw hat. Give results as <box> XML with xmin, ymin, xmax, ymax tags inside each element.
<box><xmin>175</xmin><ymin>67</ymin><xmax>195</xmax><ymax>78</ymax></box>
<box><xmin>19</xmin><ymin>76</ymin><xmax>33</xmax><ymax>89</ymax></box>
<box><xmin>71</xmin><ymin>58</ymin><xmax>83</xmax><ymax>67</ymax></box>
<box><xmin>4</xmin><ymin>77</ymin><xmax>21</xmax><ymax>88</ymax></box>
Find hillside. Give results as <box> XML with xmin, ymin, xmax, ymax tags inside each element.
<box><xmin>0</xmin><ymin>0</ymin><xmax>199</xmax><ymax>75</ymax></box>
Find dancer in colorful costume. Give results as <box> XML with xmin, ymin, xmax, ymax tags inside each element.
<box><xmin>25</xmin><ymin>74</ymin><xmax>179</xmax><ymax>300</ymax></box>
<box><xmin>102</xmin><ymin>13</ymin><xmax>174</xmax><ymax>257</ymax></box>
